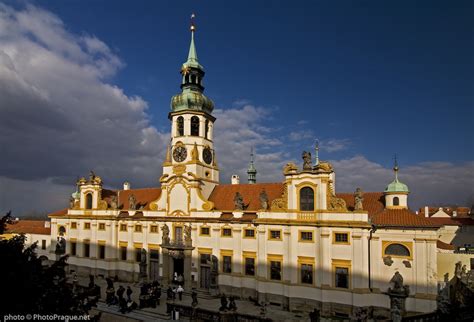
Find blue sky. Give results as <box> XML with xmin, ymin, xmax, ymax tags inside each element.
<box><xmin>0</xmin><ymin>1</ymin><xmax>473</xmax><ymax>215</ymax></box>
<box><xmin>32</xmin><ymin>0</ymin><xmax>473</xmax><ymax>165</ymax></box>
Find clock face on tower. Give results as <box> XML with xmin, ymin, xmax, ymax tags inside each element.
<box><xmin>173</xmin><ymin>146</ymin><xmax>187</xmax><ymax>162</ymax></box>
<box><xmin>202</xmin><ymin>147</ymin><xmax>213</xmax><ymax>165</ymax></box>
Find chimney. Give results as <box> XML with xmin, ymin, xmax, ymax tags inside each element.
<box><xmin>424</xmin><ymin>206</ymin><xmax>429</xmax><ymax>218</ymax></box>
<box><xmin>453</xmin><ymin>210</ymin><xmax>457</xmax><ymax>217</ymax></box>
<box><xmin>44</xmin><ymin>221</ymin><xmax>51</xmax><ymax>228</ymax></box>
<box><xmin>231</xmin><ymin>175</ymin><xmax>240</xmax><ymax>185</ymax></box>
<box><xmin>123</xmin><ymin>181</ymin><xmax>130</xmax><ymax>190</ymax></box>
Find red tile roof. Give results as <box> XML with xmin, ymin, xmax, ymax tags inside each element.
<box><xmin>105</xmin><ymin>188</ymin><xmax>161</xmax><ymax>210</ymax></box>
<box><xmin>437</xmin><ymin>240</ymin><xmax>455</xmax><ymax>250</ymax></box>
<box><xmin>209</xmin><ymin>183</ymin><xmax>284</xmax><ymax>211</ymax></box>
<box><xmin>418</xmin><ymin>206</ymin><xmax>471</xmax><ymax>218</ymax></box>
<box><xmin>5</xmin><ymin>220</ymin><xmax>51</xmax><ymax>235</ymax></box>
<box><xmin>428</xmin><ymin>217</ymin><xmax>474</xmax><ymax>226</ymax></box>
<box><xmin>370</xmin><ymin>209</ymin><xmax>440</xmax><ymax>228</ymax></box>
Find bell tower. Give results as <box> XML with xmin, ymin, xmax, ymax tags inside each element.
<box><xmin>162</xmin><ymin>15</ymin><xmax>219</xmax><ymax>199</ymax></box>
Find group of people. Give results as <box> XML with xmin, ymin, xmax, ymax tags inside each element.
<box><xmin>166</xmin><ymin>285</ymin><xmax>185</xmax><ymax>301</ymax></box>
<box><xmin>105</xmin><ymin>278</ymin><xmax>138</xmax><ymax>314</ymax></box>
<box><xmin>139</xmin><ymin>281</ymin><xmax>162</xmax><ymax>308</ymax></box>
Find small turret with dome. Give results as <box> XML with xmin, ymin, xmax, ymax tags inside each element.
<box><xmin>384</xmin><ymin>157</ymin><xmax>409</xmax><ymax>209</ymax></box>
<box><xmin>247</xmin><ymin>148</ymin><xmax>257</xmax><ymax>184</ymax></box>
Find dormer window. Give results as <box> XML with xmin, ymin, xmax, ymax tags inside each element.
<box><xmin>85</xmin><ymin>193</ymin><xmax>93</xmax><ymax>209</ymax></box>
<box><xmin>177</xmin><ymin>116</ymin><xmax>184</xmax><ymax>136</ymax></box>
<box><xmin>191</xmin><ymin>116</ymin><xmax>200</xmax><ymax>136</ymax></box>
<box><xmin>300</xmin><ymin>187</ymin><xmax>314</xmax><ymax>211</ymax></box>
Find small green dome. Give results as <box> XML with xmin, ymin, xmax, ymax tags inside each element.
<box><xmin>171</xmin><ymin>88</ymin><xmax>214</xmax><ymax>114</ymax></box>
<box><xmin>385</xmin><ymin>178</ymin><xmax>409</xmax><ymax>193</ymax></box>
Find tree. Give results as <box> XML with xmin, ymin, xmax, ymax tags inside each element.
<box><xmin>0</xmin><ymin>212</ymin><xmax>89</xmax><ymax>316</ymax></box>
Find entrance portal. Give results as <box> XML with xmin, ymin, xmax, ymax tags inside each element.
<box><xmin>173</xmin><ymin>257</ymin><xmax>184</xmax><ymax>277</ymax></box>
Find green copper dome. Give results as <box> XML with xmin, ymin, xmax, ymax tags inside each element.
<box><xmin>385</xmin><ymin>164</ymin><xmax>409</xmax><ymax>193</ymax></box>
<box><xmin>171</xmin><ymin>89</ymin><xmax>214</xmax><ymax>113</ymax></box>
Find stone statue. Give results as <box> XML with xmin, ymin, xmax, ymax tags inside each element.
<box><xmin>455</xmin><ymin>261</ymin><xmax>462</xmax><ymax>278</ymax></box>
<box><xmin>110</xmin><ymin>195</ymin><xmax>118</xmax><ymax>210</ymax></box>
<box><xmin>69</xmin><ymin>196</ymin><xmax>75</xmax><ymax>209</ymax></box>
<box><xmin>302</xmin><ymin>151</ymin><xmax>312</xmax><ymax>170</ymax></box>
<box><xmin>283</xmin><ymin>162</ymin><xmax>298</xmax><ymax>175</ymax></box>
<box><xmin>139</xmin><ymin>249</ymin><xmax>147</xmax><ymax>280</ymax></box>
<box><xmin>234</xmin><ymin>192</ymin><xmax>244</xmax><ymax>210</ymax></box>
<box><xmin>391</xmin><ymin>306</ymin><xmax>402</xmax><ymax>322</ymax></box>
<box><xmin>390</xmin><ymin>271</ymin><xmax>404</xmax><ymax>292</ymax></box>
<box><xmin>162</xmin><ymin>224</ymin><xmax>170</xmax><ymax>244</ymax></box>
<box><xmin>259</xmin><ymin>189</ymin><xmax>269</xmax><ymax>211</ymax></box>
<box><xmin>89</xmin><ymin>170</ymin><xmax>96</xmax><ymax>181</ymax></box>
<box><xmin>129</xmin><ymin>194</ymin><xmax>137</xmax><ymax>210</ymax></box>
<box><xmin>354</xmin><ymin>187</ymin><xmax>364</xmax><ymax>210</ymax></box>
<box><xmin>184</xmin><ymin>224</ymin><xmax>192</xmax><ymax>245</ymax></box>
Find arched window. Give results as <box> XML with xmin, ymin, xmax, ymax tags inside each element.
<box><xmin>58</xmin><ymin>226</ymin><xmax>66</xmax><ymax>236</ymax></box>
<box><xmin>385</xmin><ymin>243</ymin><xmax>410</xmax><ymax>257</ymax></box>
<box><xmin>191</xmin><ymin>116</ymin><xmax>200</xmax><ymax>136</ymax></box>
<box><xmin>393</xmin><ymin>196</ymin><xmax>400</xmax><ymax>206</ymax></box>
<box><xmin>177</xmin><ymin>116</ymin><xmax>184</xmax><ymax>136</ymax></box>
<box><xmin>191</xmin><ymin>74</ymin><xmax>197</xmax><ymax>84</ymax></box>
<box><xmin>300</xmin><ymin>187</ymin><xmax>314</xmax><ymax>211</ymax></box>
<box><xmin>85</xmin><ymin>193</ymin><xmax>93</xmax><ymax>209</ymax></box>
<box><xmin>205</xmin><ymin>120</ymin><xmax>209</xmax><ymax>139</ymax></box>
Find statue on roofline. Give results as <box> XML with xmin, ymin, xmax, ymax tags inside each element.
<box><xmin>259</xmin><ymin>189</ymin><xmax>269</xmax><ymax>211</ymax></box>
<box><xmin>129</xmin><ymin>194</ymin><xmax>137</xmax><ymax>210</ymax></box>
<box><xmin>162</xmin><ymin>224</ymin><xmax>170</xmax><ymax>244</ymax></box>
<box><xmin>354</xmin><ymin>187</ymin><xmax>364</xmax><ymax>211</ymax></box>
<box><xmin>234</xmin><ymin>192</ymin><xmax>244</xmax><ymax>210</ymax></box>
<box><xmin>302</xmin><ymin>151</ymin><xmax>312</xmax><ymax>170</ymax></box>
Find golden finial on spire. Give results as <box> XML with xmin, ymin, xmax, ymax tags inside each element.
<box><xmin>190</xmin><ymin>13</ymin><xmax>196</xmax><ymax>32</ymax></box>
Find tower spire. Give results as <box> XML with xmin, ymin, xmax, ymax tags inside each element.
<box><xmin>393</xmin><ymin>154</ymin><xmax>399</xmax><ymax>182</ymax></box>
<box><xmin>247</xmin><ymin>148</ymin><xmax>257</xmax><ymax>184</ymax></box>
<box><xmin>314</xmin><ymin>139</ymin><xmax>320</xmax><ymax>166</ymax></box>
<box><xmin>187</xmin><ymin>13</ymin><xmax>198</xmax><ymax>65</ymax></box>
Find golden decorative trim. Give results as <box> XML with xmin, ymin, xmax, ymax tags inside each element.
<box><xmin>149</xmin><ymin>203</ymin><xmax>158</xmax><ymax>211</ymax></box>
<box><xmin>173</xmin><ymin>164</ymin><xmax>186</xmax><ymax>176</ymax></box>
<box><xmin>382</xmin><ymin>241</ymin><xmax>413</xmax><ymax>260</ymax></box>
<box><xmin>202</xmin><ymin>201</ymin><xmax>214</xmax><ymax>211</ymax></box>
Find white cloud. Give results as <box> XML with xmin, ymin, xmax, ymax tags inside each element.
<box><xmin>331</xmin><ymin>156</ymin><xmax>474</xmax><ymax>210</ymax></box>
<box><xmin>289</xmin><ymin>130</ymin><xmax>314</xmax><ymax>141</ymax></box>
<box><xmin>321</xmin><ymin>138</ymin><xmax>351</xmax><ymax>152</ymax></box>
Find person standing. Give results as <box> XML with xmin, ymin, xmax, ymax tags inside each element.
<box><xmin>117</xmin><ymin>285</ymin><xmax>125</xmax><ymax>301</ymax></box>
<box><xmin>126</xmin><ymin>286</ymin><xmax>133</xmax><ymax>301</ymax></box>
<box><xmin>177</xmin><ymin>285</ymin><xmax>184</xmax><ymax>301</ymax></box>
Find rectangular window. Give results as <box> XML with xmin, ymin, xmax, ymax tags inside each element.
<box><xmin>222</xmin><ymin>228</ymin><xmax>232</xmax><ymax>237</ymax></box>
<box><xmin>335</xmin><ymin>267</ymin><xmax>349</xmax><ymax>288</ymax></box>
<box><xmin>120</xmin><ymin>246</ymin><xmax>127</xmax><ymax>261</ymax></box>
<box><xmin>300</xmin><ymin>231</ymin><xmax>313</xmax><ymax>241</ymax></box>
<box><xmin>98</xmin><ymin>245</ymin><xmax>106</xmax><ymax>259</ymax></box>
<box><xmin>270</xmin><ymin>261</ymin><xmax>282</xmax><ymax>280</ymax></box>
<box><xmin>223</xmin><ymin>256</ymin><xmax>232</xmax><ymax>273</ymax></box>
<box><xmin>200</xmin><ymin>253</ymin><xmax>211</xmax><ymax>264</ymax></box>
<box><xmin>120</xmin><ymin>224</ymin><xmax>127</xmax><ymax>232</ymax></box>
<box><xmin>41</xmin><ymin>239</ymin><xmax>46</xmax><ymax>250</ymax></box>
<box><xmin>334</xmin><ymin>233</ymin><xmax>349</xmax><ymax>244</ymax></box>
<box><xmin>150</xmin><ymin>225</ymin><xmax>158</xmax><ymax>233</ymax></box>
<box><xmin>245</xmin><ymin>257</ymin><xmax>255</xmax><ymax>276</ymax></box>
<box><xmin>83</xmin><ymin>243</ymin><xmax>90</xmax><ymax>258</ymax></box>
<box><xmin>70</xmin><ymin>242</ymin><xmax>77</xmax><ymax>256</ymax></box>
<box><xmin>135</xmin><ymin>225</ymin><xmax>142</xmax><ymax>233</ymax></box>
<box><xmin>98</xmin><ymin>223</ymin><xmax>105</xmax><ymax>230</ymax></box>
<box><xmin>244</xmin><ymin>228</ymin><xmax>255</xmax><ymax>238</ymax></box>
<box><xmin>84</xmin><ymin>222</ymin><xmax>91</xmax><ymax>230</ymax></box>
<box><xmin>135</xmin><ymin>248</ymin><xmax>142</xmax><ymax>262</ymax></box>
<box><xmin>71</xmin><ymin>222</ymin><xmax>77</xmax><ymax>229</ymax></box>
<box><xmin>269</xmin><ymin>230</ymin><xmax>281</xmax><ymax>240</ymax></box>
<box><xmin>200</xmin><ymin>227</ymin><xmax>210</xmax><ymax>236</ymax></box>
<box><xmin>301</xmin><ymin>263</ymin><xmax>313</xmax><ymax>284</ymax></box>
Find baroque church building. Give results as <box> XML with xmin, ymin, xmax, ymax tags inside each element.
<box><xmin>48</xmin><ymin>23</ymin><xmax>440</xmax><ymax>318</ymax></box>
